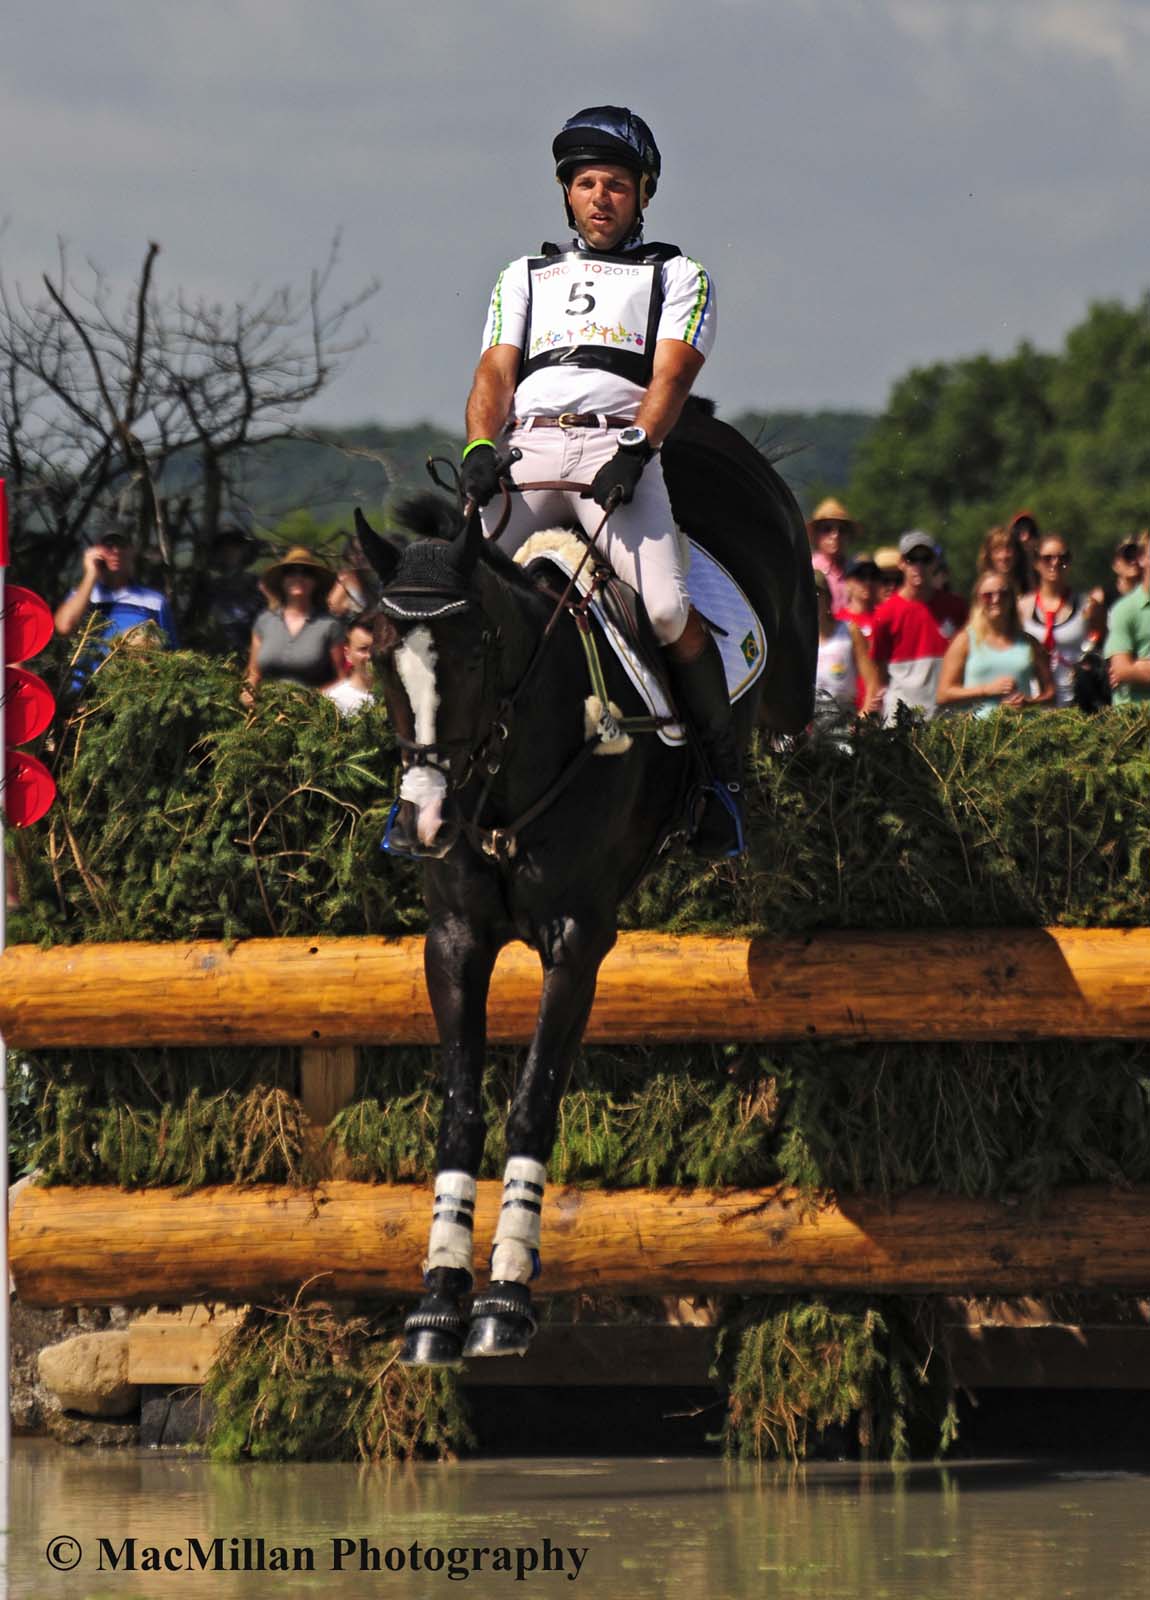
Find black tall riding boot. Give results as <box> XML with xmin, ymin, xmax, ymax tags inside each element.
<box><xmin>664</xmin><ymin>634</ymin><xmax>747</xmax><ymax>858</ymax></box>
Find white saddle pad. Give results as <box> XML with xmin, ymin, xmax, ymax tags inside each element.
<box><xmin>514</xmin><ymin>531</ymin><xmax>767</xmax><ymax>747</ymax></box>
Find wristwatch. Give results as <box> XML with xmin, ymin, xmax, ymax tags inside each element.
<box><xmin>617</xmin><ymin>425</ymin><xmax>653</xmax><ymax>454</ymax></box>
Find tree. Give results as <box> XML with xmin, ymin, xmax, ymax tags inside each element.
<box><xmin>0</xmin><ymin>237</ymin><xmax>376</xmax><ymax>611</ymax></box>
<box><xmin>846</xmin><ymin>297</ymin><xmax>1150</xmax><ymax>588</ymax></box>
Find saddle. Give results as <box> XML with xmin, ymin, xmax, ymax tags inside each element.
<box><xmin>513</xmin><ymin>529</ymin><xmax>767</xmax><ymax>751</ymax></box>
<box><xmin>548</xmin><ymin>547</ymin><xmax>675</xmax><ymax>700</ymax></box>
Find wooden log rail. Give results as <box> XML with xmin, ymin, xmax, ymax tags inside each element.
<box><xmin>3</xmin><ymin>928</ymin><xmax>1150</xmax><ymax>1048</ymax></box>
<box><xmin>12</xmin><ymin>1181</ymin><xmax>1150</xmax><ymax>1307</ymax></box>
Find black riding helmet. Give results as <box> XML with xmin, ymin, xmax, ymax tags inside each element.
<box><xmin>553</xmin><ymin>106</ymin><xmax>661</xmax><ymax>234</ymax></box>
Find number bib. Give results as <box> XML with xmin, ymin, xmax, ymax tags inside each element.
<box><xmin>520</xmin><ymin>252</ymin><xmax>664</xmax><ymax>388</ymax></box>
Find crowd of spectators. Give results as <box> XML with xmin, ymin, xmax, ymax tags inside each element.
<box><xmin>48</xmin><ymin>498</ymin><xmax>1150</xmax><ymax>744</ymax></box>
<box><xmin>808</xmin><ymin>502</ymin><xmax>1150</xmax><ymax>735</ymax></box>
<box><xmin>53</xmin><ymin>526</ymin><xmax>380</xmax><ymax>718</ymax></box>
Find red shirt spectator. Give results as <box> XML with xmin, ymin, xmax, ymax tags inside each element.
<box><xmin>869</xmin><ymin>533</ymin><xmax>968</xmax><ymax>721</ymax></box>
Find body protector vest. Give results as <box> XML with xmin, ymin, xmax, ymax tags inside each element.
<box><xmin>519</xmin><ymin>241</ymin><xmax>681</xmax><ymax>389</ymax></box>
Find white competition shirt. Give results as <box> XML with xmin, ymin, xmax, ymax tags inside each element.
<box><xmin>323</xmin><ymin>680</ymin><xmax>375</xmax><ymax>717</ymax></box>
<box><xmin>815</xmin><ymin>622</ymin><xmax>857</xmax><ymax>712</ymax></box>
<box><xmin>481</xmin><ymin>247</ymin><xmax>717</xmax><ymax>421</ymax></box>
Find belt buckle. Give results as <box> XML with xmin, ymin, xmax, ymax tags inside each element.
<box><xmin>557</xmin><ymin>411</ymin><xmax>580</xmax><ymax>430</ymax></box>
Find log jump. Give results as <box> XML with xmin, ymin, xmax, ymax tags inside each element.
<box><xmin>11</xmin><ymin>1180</ymin><xmax>1150</xmax><ymax>1307</ymax></box>
<box><xmin>3</xmin><ymin>927</ymin><xmax>1150</xmax><ymax>1048</ymax></box>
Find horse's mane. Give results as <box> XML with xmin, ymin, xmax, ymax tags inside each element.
<box><xmin>393</xmin><ymin>493</ymin><xmax>549</xmax><ymax>601</ymax></box>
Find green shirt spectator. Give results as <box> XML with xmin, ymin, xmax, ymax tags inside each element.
<box><xmin>1104</xmin><ymin>536</ymin><xmax>1150</xmax><ymax>704</ymax></box>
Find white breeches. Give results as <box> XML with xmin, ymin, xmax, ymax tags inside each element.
<box><xmin>482</xmin><ymin>421</ymin><xmax>693</xmax><ymax>646</ymax></box>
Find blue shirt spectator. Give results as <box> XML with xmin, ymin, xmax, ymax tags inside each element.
<box><xmin>85</xmin><ymin>580</ymin><xmax>177</xmax><ymax>644</ymax></box>
<box><xmin>54</xmin><ymin>533</ymin><xmax>178</xmax><ymax>652</ymax></box>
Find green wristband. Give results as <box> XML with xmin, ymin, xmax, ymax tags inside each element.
<box><xmin>462</xmin><ymin>438</ymin><xmax>495</xmax><ymax>460</ymax></box>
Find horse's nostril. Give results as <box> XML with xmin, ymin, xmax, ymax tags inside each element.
<box><xmin>385</xmin><ymin>799</ymin><xmax>459</xmax><ymax>861</ymax></box>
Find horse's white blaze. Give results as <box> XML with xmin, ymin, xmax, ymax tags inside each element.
<box><xmin>396</xmin><ymin>624</ymin><xmax>440</xmax><ymax>744</ymax></box>
<box><xmin>395</xmin><ymin>626</ymin><xmax>446</xmax><ymax>844</ymax></box>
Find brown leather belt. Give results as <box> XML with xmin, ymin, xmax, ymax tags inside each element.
<box><xmin>514</xmin><ymin>412</ymin><xmax>633</xmax><ymax>430</ymax></box>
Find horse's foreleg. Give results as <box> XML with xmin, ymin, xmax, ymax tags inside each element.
<box><xmin>401</xmin><ymin>915</ymin><xmax>498</xmax><ymax>1367</ymax></box>
<box><xmin>465</xmin><ymin>918</ymin><xmax>615</xmax><ymax>1358</ymax></box>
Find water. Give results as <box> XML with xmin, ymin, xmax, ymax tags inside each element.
<box><xmin>6</xmin><ymin>1441</ymin><xmax>1150</xmax><ymax>1599</ymax></box>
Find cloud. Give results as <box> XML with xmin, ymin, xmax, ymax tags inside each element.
<box><xmin>2</xmin><ymin>0</ymin><xmax>1150</xmax><ymax>424</ymax></box>
<box><xmin>883</xmin><ymin>0</ymin><xmax>1150</xmax><ymax>82</ymax></box>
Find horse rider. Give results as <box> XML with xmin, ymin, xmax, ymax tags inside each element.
<box><xmin>459</xmin><ymin>105</ymin><xmax>743</xmax><ymax>855</ymax></box>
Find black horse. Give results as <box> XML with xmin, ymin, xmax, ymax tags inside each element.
<box><xmin>355</xmin><ymin>406</ymin><xmax>815</xmax><ymax>1364</ymax></box>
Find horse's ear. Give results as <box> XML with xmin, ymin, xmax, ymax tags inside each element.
<box><xmin>354</xmin><ymin>508</ymin><xmax>400</xmax><ymax>586</ymax></box>
<box><xmin>450</xmin><ymin>504</ymin><xmax>486</xmax><ymax>578</ymax></box>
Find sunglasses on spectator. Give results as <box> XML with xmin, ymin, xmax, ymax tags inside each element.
<box><xmin>903</xmin><ymin>550</ymin><xmax>934</xmax><ymax>565</ymax></box>
<box><xmin>978</xmin><ymin>589</ymin><xmax>1010</xmax><ymax>602</ymax></box>
<box><xmin>1117</xmin><ymin>542</ymin><xmax>1140</xmax><ymax>562</ymax></box>
<box><xmin>1037</xmin><ymin>553</ymin><xmax>1070</xmax><ymax>567</ymax></box>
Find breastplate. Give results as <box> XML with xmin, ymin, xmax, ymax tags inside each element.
<box><xmin>519</xmin><ymin>247</ymin><xmax>671</xmax><ymax>387</ymax></box>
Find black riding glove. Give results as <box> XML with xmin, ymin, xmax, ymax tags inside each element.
<box><xmin>460</xmin><ymin>443</ymin><xmax>502</xmax><ymax>509</ymax></box>
<box><xmin>582</xmin><ymin>444</ymin><xmax>653</xmax><ymax>511</ymax></box>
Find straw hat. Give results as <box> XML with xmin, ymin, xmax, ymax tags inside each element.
<box><xmin>807</xmin><ymin>497</ymin><xmax>859</xmax><ymax>543</ymax></box>
<box><xmin>810</xmin><ymin>496</ymin><xmax>853</xmax><ymax>525</ymax></box>
<box><xmin>260</xmin><ymin>546</ymin><xmax>336</xmax><ymax>605</ymax></box>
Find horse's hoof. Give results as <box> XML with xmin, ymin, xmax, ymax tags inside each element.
<box><xmin>399</xmin><ymin>1298</ymin><xmax>467</xmax><ymax>1367</ymax></box>
<box><xmin>463</xmin><ymin>1281</ymin><xmax>537</xmax><ymax>1359</ymax></box>
<box><xmin>400</xmin><ymin>1326</ymin><xmax>464</xmax><ymax>1367</ymax></box>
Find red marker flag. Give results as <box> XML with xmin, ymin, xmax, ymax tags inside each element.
<box><xmin>2</xmin><ymin>586</ymin><xmax>53</xmax><ymax>664</ymax></box>
<box><xmin>1</xmin><ymin>479</ymin><xmax>58</xmax><ymax>827</ymax></box>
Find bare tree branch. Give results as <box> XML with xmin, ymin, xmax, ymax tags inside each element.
<box><xmin>123</xmin><ymin>240</ymin><xmax>161</xmax><ymax>426</ymax></box>
<box><xmin>1</xmin><ymin>234</ymin><xmax>377</xmax><ymax>611</ymax></box>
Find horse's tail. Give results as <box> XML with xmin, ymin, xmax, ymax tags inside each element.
<box><xmin>662</xmin><ymin>404</ymin><xmax>817</xmax><ymax>735</ymax></box>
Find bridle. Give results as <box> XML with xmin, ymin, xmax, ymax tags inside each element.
<box><xmin>381</xmin><ymin>480</ymin><xmax>671</xmax><ymax>863</ymax></box>
<box><xmin>384</xmin><ymin>599</ymin><xmax>508</xmax><ymax>789</ymax></box>
<box><xmin>382</xmin><ymin>570</ymin><xmax>574</xmax><ymax>863</ymax></box>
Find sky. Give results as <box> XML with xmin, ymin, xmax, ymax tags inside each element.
<box><xmin>4</xmin><ymin>0</ymin><xmax>1150</xmax><ymax>431</ymax></box>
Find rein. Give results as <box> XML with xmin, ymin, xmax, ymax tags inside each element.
<box><xmin>388</xmin><ymin>476</ymin><xmax>674</xmax><ymax>863</ymax></box>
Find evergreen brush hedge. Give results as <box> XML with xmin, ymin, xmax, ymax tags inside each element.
<box><xmin>26</xmin><ymin>1038</ymin><xmax>1150</xmax><ymax>1201</ymax></box>
<box><xmin>204</xmin><ymin>1300</ymin><xmax>472</xmax><ymax>1463</ymax></box>
<box><xmin>9</xmin><ymin>647</ymin><xmax>1150</xmax><ymax>945</ymax></box>
<box><xmin>202</xmin><ymin>1291</ymin><xmax>954</xmax><ymax>1465</ymax></box>
<box><xmin>718</xmin><ymin>1297</ymin><xmax>959</xmax><ymax>1462</ymax></box>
